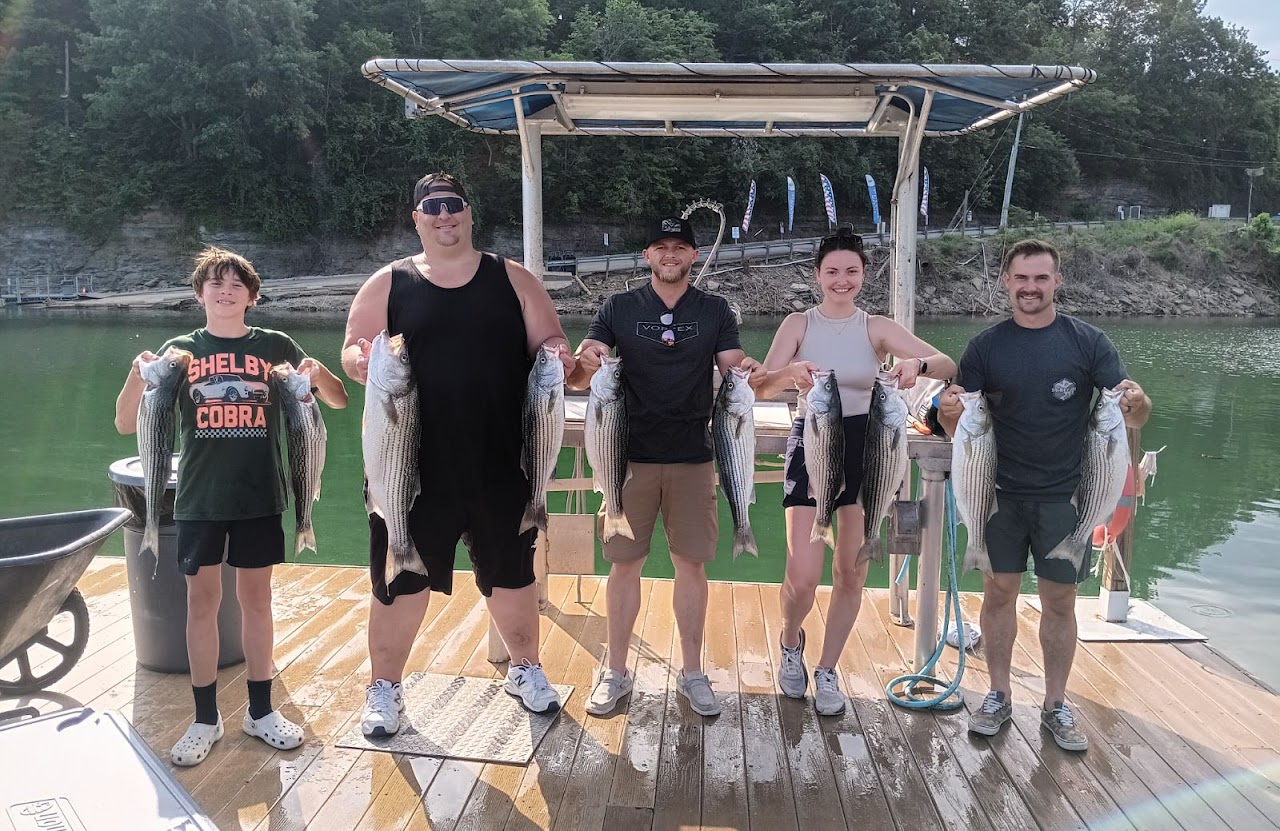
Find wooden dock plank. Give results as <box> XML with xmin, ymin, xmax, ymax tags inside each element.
<box><xmin>731</xmin><ymin>582</ymin><xmax>799</xmax><ymax>831</ymax></box>
<box><xmin>13</xmin><ymin>561</ymin><xmax>1280</xmax><ymax>831</ymax></box>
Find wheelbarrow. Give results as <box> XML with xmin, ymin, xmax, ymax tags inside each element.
<box><xmin>0</xmin><ymin>508</ymin><xmax>130</xmax><ymax>695</ymax></box>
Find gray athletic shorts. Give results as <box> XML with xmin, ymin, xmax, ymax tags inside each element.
<box><xmin>986</xmin><ymin>495</ymin><xmax>1089</xmax><ymax>585</ymax></box>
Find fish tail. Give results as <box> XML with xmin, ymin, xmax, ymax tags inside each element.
<box><xmin>519</xmin><ymin>499</ymin><xmax>549</xmax><ymax>535</ymax></box>
<box><xmin>733</xmin><ymin>524</ymin><xmax>758</xmax><ymax>559</ymax></box>
<box><xmin>295</xmin><ymin>524</ymin><xmax>316</xmax><ymax>557</ymax></box>
<box><xmin>810</xmin><ymin>517</ymin><xmax>836</xmax><ymax>550</ymax></box>
<box><xmin>603</xmin><ymin>510</ymin><xmax>634</xmax><ymax>542</ymax></box>
<box><xmin>384</xmin><ymin>540</ymin><xmax>429</xmax><ymax>586</ymax></box>
<box><xmin>142</xmin><ymin>522</ymin><xmax>159</xmax><ymax>561</ymax></box>
<box><xmin>962</xmin><ymin>544</ymin><xmax>992</xmax><ymax>575</ymax></box>
<box><xmin>859</xmin><ymin>534</ymin><xmax>883</xmax><ymax>564</ymax></box>
<box><xmin>1044</xmin><ymin>537</ymin><xmax>1085</xmax><ymax>567</ymax></box>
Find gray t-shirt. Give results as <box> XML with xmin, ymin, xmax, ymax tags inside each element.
<box><xmin>955</xmin><ymin>314</ymin><xmax>1127</xmax><ymax>500</ymax></box>
<box><xmin>587</xmin><ymin>283</ymin><xmax>741</xmax><ymax>463</ymax></box>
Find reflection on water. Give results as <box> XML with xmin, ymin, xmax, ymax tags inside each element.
<box><xmin>2</xmin><ymin>308</ymin><xmax>1278</xmax><ymax>689</ymax></box>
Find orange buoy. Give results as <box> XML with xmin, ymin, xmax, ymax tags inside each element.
<box><xmin>1093</xmin><ymin>463</ymin><xmax>1138</xmax><ymax>548</ymax></box>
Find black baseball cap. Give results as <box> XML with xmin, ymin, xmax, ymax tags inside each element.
<box><xmin>414</xmin><ymin>172</ymin><xmax>468</xmax><ymax>206</ymax></box>
<box><xmin>645</xmin><ymin>216</ymin><xmax>697</xmax><ymax>248</ymax></box>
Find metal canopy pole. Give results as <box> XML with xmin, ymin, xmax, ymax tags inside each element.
<box><xmin>513</xmin><ymin>100</ymin><xmax>544</xmax><ymax>278</ymax></box>
<box><xmin>887</xmin><ymin>91</ymin><xmax>932</xmax><ymax>628</ymax></box>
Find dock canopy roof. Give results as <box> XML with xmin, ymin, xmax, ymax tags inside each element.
<box><xmin>361</xmin><ymin>59</ymin><xmax>1094</xmax><ymax>138</ymax></box>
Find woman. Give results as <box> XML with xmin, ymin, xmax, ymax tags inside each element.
<box><xmin>755</xmin><ymin>226</ymin><xmax>956</xmax><ymax>716</ymax></box>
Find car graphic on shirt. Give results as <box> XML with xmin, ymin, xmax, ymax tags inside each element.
<box><xmin>189</xmin><ymin>374</ymin><xmax>269</xmax><ymax>404</ymax></box>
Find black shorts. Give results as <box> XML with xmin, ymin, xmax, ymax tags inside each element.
<box><xmin>986</xmin><ymin>495</ymin><xmax>1089</xmax><ymax>584</ymax></box>
<box><xmin>175</xmin><ymin>515</ymin><xmax>285</xmax><ymax>576</ymax></box>
<box><xmin>782</xmin><ymin>414</ymin><xmax>870</xmax><ymax>510</ymax></box>
<box><xmin>367</xmin><ymin>479</ymin><xmax>536</xmax><ymax>604</ymax></box>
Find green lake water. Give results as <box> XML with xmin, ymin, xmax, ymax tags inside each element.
<box><xmin>3</xmin><ymin>307</ymin><xmax>1278</xmax><ymax>690</ymax></box>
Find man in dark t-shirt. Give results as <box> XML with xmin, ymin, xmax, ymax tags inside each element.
<box><xmin>939</xmin><ymin>238</ymin><xmax>1151</xmax><ymax>753</ymax></box>
<box><xmin>569</xmin><ymin>215</ymin><xmax>765</xmax><ymax>719</ymax></box>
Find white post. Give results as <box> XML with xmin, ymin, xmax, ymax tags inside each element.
<box><xmin>999</xmin><ymin>111</ymin><xmax>1025</xmax><ymax>229</ymax></box>
<box><xmin>514</xmin><ymin>104</ymin><xmax>544</xmax><ymax>278</ymax></box>
<box><xmin>889</xmin><ymin>91</ymin><xmax>932</xmax><ymax>334</ymax></box>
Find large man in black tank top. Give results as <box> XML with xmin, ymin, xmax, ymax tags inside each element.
<box><xmin>568</xmin><ymin>215</ymin><xmax>767</xmax><ymax>719</ymax></box>
<box><xmin>341</xmin><ymin>173</ymin><xmax>576</xmax><ymax>732</ymax></box>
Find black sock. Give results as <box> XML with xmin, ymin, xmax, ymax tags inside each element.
<box><xmin>248</xmin><ymin>679</ymin><xmax>273</xmax><ymax>720</ymax></box>
<box><xmin>193</xmin><ymin>681</ymin><xmax>218</xmax><ymax>725</ymax></box>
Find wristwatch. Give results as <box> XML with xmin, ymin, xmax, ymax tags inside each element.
<box><xmin>917</xmin><ymin>357</ymin><xmax>929</xmax><ymax>376</ymax></box>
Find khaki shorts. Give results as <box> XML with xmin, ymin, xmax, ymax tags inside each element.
<box><xmin>601</xmin><ymin>462</ymin><xmax>719</xmax><ymax>564</ymax></box>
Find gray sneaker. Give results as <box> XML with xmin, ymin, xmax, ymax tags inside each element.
<box><xmin>677</xmin><ymin>670</ymin><xmax>721</xmax><ymax>717</ymax></box>
<box><xmin>585</xmin><ymin>668</ymin><xmax>634</xmax><ymax>716</ymax></box>
<box><xmin>968</xmin><ymin>690</ymin><xmax>1012</xmax><ymax>737</ymax></box>
<box><xmin>813</xmin><ymin>667</ymin><xmax>846</xmax><ymax>716</ymax></box>
<box><xmin>1041</xmin><ymin>701</ymin><xmax>1088</xmax><ymax>751</ymax></box>
<box><xmin>778</xmin><ymin>629</ymin><xmax>808</xmax><ymax>699</ymax></box>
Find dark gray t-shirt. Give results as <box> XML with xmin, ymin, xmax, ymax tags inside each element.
<box><xmin>587</xmin><ymin>283</ymin><xmax>741</xmax><ymax>463</ymax></box>
<box><xmin>955</xmin><ymin>314</ymin><xmax>1127</xmax><ymax>500</ymax></box>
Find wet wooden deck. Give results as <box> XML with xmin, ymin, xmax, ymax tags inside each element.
<box><xmin>5</xmin><ymin>559</ymin><xmax>1280</xmax><ymax>831</ymax></box>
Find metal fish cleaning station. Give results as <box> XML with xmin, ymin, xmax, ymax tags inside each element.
<box><xmin>361</xmin><ymin>60</ymin><xmax>1097</xmax><ymax>681</ymax></box>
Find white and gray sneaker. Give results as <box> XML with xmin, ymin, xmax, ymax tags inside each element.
<box><xmin>586</xmin><ymin>668</ymin><xmax>634</xmax><ymax>716</ymax></box>
<box><xmin>506</xmin><ymin>659</ymin><xmax>561</xmax><ymax>714</ymax></box>
<box><xmin>677</xmin><ymin>670</ymin><xmax>721</xmax><ymax>717</ymax></box>
<box><xmin>361</xmin><ymin>679</ymin><xmax>404</xmax><ymax>738</ymax></box>
<box><xmin>778</xmin><ymin>629</ymin><xmax>809</xmax><ymax>699</ymax></box>
<box><xmin>813</xmin><ymin>667</ymin><xmax>846</xmax><ymax>716</ymax></box>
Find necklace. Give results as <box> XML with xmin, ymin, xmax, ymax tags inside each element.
<box><xmin>817</xmin><ymin>306</ymin><xmax>858</xmax><ymax>338</ymax></box>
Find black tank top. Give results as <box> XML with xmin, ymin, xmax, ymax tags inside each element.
<box><xmin>387</xmin><ymin>253</ymin><xmax>531</xmax><ymax>497</ymax></box>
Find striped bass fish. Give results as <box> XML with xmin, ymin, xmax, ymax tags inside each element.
<box><xmin>273</xmin><ymin>363</ymin><xmax>327</xmax><ymax>557</ymax></box>
<box><xmin>520</xmin><ymin>344</ymin><xmax>566</xmax><ymax>534</ymax></box>
<box><xmin>586</xmin><ymin>355</ymin><xmax>633</xmax><ymax>542</ymax></box>
<box><xmin>137</xmin><ymin>346</ymin><xmax>193</xmax><ymax>560</ymax></box>
<box><xmin>859</xmin><ymin>374</ymin><xmax>910</xmax><ymax>563</ymax></box>
<box><xmin>950</xmin><ymin>391</ymin><xmax>997</xmax><ymax>574</ymax></box>
<box><xmin>803</xmin><ymin>369</ymin><xmax>844</xmax><ymax>549</ymax></box>
<box><xmin>1046</xmin><ymin>387</ymin><xmax>1129</xmax><ymax>569</ymax></box>
<box><xmin>713</xmin><ymin>366</ymin><xmax>757</xmax><ymax>558</ymax></box>
<box><xmin>363</xmin><ymin>331</ymin><xmax>427</xmax><ymax>585</ymax></box>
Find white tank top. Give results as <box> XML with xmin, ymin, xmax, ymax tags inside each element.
<box><xmin>794</xmin><ymin>307</ymin><xmax>882</xmax><ymax>418</ymax></box>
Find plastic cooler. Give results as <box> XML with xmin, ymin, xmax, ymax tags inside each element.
<box><xmin>108</xmin><ymin>456</ymin><xmax>243</xmax><ymax>673</ymax></box>
<box><xmin>0</xmin><ymin>707</ymin><xmax>218</xmax><ymax>830</ymax></box>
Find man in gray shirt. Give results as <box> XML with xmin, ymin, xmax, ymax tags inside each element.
<box><xmin>939</xmin><ymin>238</ymin><xmax>1151</xmax><ymax>752</ymax></box>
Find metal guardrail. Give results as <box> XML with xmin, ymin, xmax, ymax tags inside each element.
<box><xmin>553</xmin><ymin>219</ymin><xmax>1110</xmax><ymax>277</ymax></box>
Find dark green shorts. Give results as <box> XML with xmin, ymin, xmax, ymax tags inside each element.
<box><xmin>986</xmin><ymin>495</ymin><xmax>1089</xmax><ymax>584</ymax></box>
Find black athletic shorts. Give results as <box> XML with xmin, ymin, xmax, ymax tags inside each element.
<box><xmin>986</xmin><ymin>495</ymin><xmax>1089</xmax><ymax>584</ymax></box>
<box><xmin>175</xmin><ymin>514</ymin><xmax>285</xmax><ymax>576</ymax></box>
<box><xmin>782</xmin><ymin>414</ymin><xmax>870</xmax><ymax>510</ymax></box>
<box><xmin>366</xmin><ymin>478</ymin><xmax>537</xmax><ymax>604</ymax></box>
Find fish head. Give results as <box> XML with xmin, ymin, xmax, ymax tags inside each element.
<box><xmin>957</xmin><ymin>390</ymin><xmax>992</xmax><ymax>434</ymax></box>
<box><xmin>870</xmin><ymin>375</ymin><xmax>909</xmax><ymax>425</ymax></box>
<box><xmin>141</xmin><ymin>347</ymin><xmax>194</xmax><ymax>393</ymax></box>
<box><xmin>367</xmin><ymin>330</ymin><xmax>415</xmax><ymax>395</ymax></box>
<box><xmin>1092</xmin><ymin>387</ymin><xmax>1126</xmax><ymax>434</ymax></box>
<box><xmin>531</xmin><ymin>343</ymin><xmax>566</xmax><ymax>391</ymax></box>
<box><xmin>805</xmin><ymin>369</ymin><xmax>840</xmax><ymax>416</ymax></box>
<box><xmin>590</xmin><ymin>355</ymin><xmax>624</xmax><ymax>401</ymax></box>
<box><xmin>271</xmin><ymin>364</ymin><xmax>313</xmax><ymax>401</ymax></box>
<box><xmin>716</xmin><ymin>366</ymin><xmax>755</xmax><ymax>415</ymax></box>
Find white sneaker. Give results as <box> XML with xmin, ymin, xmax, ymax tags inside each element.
<box><xmin>505</xmin><ymin>659</ymin><xmax>561</xmax><ymax>714</ymax></box>
<box><xmin>171</xmin><ymin>716</ymin><xmax>224</xmax><ymax>766</ymax></box>
<box><xmin>778</xmin><ymin>629</ymin><xmax>808</xmax><ymax>699</ymax></box>
<box><xmin>586</xmin><ymin>668</ymin><xmax>634</xmax><ymax>716</ymax></box>
<box><xmin>813</xmin><ymin>667</ymin><xmax>846</xmax><ymax>716</ymax></box>
<box><xmin>677</xmin><ymin>670</ymin><xmax>721</xmax><ymax>717</ymax></box>
<box><xmin>361</xmin><ymin>679</ymin><xmax>404</xmax><ymax>738</ymax></box>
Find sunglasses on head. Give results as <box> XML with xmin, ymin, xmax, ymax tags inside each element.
<box><xmin>417</xmin><ymin>195</ymin><xmax>468</xmax><ymax>215</ymax></box>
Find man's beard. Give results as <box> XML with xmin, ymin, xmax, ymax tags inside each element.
<box><xmin>654</xmin><ymin>264</ymin><xmax>691</xmax><ymax>283</ymax></box>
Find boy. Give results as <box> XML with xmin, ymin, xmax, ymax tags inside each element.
<box><xmin>115</xmin><ymin>247</ymin><xmax>347</xmax><ymax>765</ymax></box>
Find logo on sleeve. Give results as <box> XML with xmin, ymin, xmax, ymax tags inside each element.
<box><xmin>1051</xmin><ymin>378</ymin><xmax>1077</xmax><ymax>401</ymax></box>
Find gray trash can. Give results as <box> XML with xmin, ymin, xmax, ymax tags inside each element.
<box><xmin>109</xmin><ymin>455</ymin><xmax>243</xmax><ymax>673</ymax></box>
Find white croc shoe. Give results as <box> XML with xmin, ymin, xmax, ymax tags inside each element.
<box><xmin>171</xmin><ymin>717</ymin><xmax>224</xmax><ymax>766</ymax></box>
<box><xmin>243</xmin><ymin>710</ymin><xmax>305</xmax><ymax>750</ymax></box>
